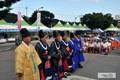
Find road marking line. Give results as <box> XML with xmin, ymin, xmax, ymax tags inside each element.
<box><xmin>66</xmin><ymin>75</ymin><xmax>97</xmax><ymax>80</ymax></box>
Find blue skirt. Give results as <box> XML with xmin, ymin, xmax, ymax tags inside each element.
<box><xmin>71</xmin><ymin>55</ymin><xmax>79</xmax><ymax>71</ymax></box>
<box><xmin>77</xmin><ymin>52</ymin><xmax>85</xmax><ymax>63</ymax></box>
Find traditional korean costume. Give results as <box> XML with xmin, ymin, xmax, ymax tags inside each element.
<box><xmin>35</xmin><ymin>40</ymin><xmax>53</xmax><ymax>79</ymax></box>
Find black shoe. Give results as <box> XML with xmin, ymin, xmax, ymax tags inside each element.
<box><xmin>79</xmin><ymin>64</ymin><xmax>83</xmax><ymax>68</ymax></box>
<box><xmin>104</xmin><ymin>53</ymin><xmax>108</xmax><ymax>55</ymax></box>
<box><xmin>52</xmin><ymin>73</ymin><xmax>60</xmax><ymax>80</ymax></box>
<box><xmin>69</xmin><ymin>67</ymin><xmax>74</xmax><ymax>73</ymax></box>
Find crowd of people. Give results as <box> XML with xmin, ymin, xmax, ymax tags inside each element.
<box><xmin>15</xmin><ymin>28</ymin><xmax>120</xmax><ymax>80</ymax></box>
<box><xmin>15</xmin><ymin>28</ymin><xmax>85</xmax><ymax>80</ymax></box>
<box><xmin>83</xmin><ymin>36</ymin><xmax>120</xmax><ymax>55</ymax></box>
<box><xmin>84</xmin><ymin>39</ymin><xmax>112</xmax><ymax>55</ymax></box>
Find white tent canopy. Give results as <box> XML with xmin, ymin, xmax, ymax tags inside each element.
<box><xmin>105</xmin><ymin>24</ymin><xmax>119</xmax><ymax>31</ymax></box>
<box><xmin>51</xmin><ymin>21</ymin><xmax>64</xmax><ymax>31</ymax></box>
<box><xmin>38</xmin><ymin>22</ymin><xmax>51</xmax><ymax>31</ymax></box>
<box><xmin>77</xmin><ymin>24</ymin><xmax>91</xmax><ymax>31</ymax></box>
<box><xmin>64</xmin><ymin>22</ymin><xmax>77</xmax><ymax>31</ymax></box>
<box><xmin>51</xmin><ymin>22</ymin><xmax>77</xmax><ymax>31</ymax></box>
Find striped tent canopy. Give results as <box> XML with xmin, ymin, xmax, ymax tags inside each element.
<box><xmin>0</xmin><ymin>19</ymin><xmax>51</xmax><ymax>32</ymax></box>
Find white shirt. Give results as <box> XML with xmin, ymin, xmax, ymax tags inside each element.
<box><xmin>107</xmin><ymin>42</ymin><xmax>111</xmax><ymax>47</ymax></box>
<box><xmin>96</xmin><ymin>42</ymin><xmax>101</xmax><ymax>48</ymax></box>
<box><xmin>102</xmin><ymin>42</ymin><xmax>110</xmax><ymax>48</ymax></box>
<box><xmin>89</xmin><ymin>43</ymin><xmax>95</xmax><ymax>47</ymax></box>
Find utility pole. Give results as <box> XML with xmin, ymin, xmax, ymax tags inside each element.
<box><xmin>25</xmin><ymin>7</ymin><xmax>28</xmax><ymax>16</ymax></box>
<box><xmin>37</xmin><ymin>7</ymin><xmax>44</xmax><ymax>32</ymax></box>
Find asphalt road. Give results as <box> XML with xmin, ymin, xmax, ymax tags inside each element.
<box><xmin>0</xmin><ymin>42</ymin><xmax>120</xmax><ymax>80</ymax></box>
<box><xmin>74</xmin><ymin>54</ymin><xmax>120</xmax><ymax>80</ymax></box>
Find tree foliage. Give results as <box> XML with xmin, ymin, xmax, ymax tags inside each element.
<box><xmin>4</xmin><ymin>13</ymin><xmax>17</xmax><ymax>23</ymax></box>
<box><xmin>60</xmin><ymin>20</ymin><xmax>67</xmax><ymax>25</ymax></box>
<box><xmin>75</xmin><ymin>22</ymin><xmax>80</xmax><ymax>25</ymax></box>
<box><xmin>50</xmin><ymin>19</ymin><xmax>59</xmax><ymax>27</ymax></box>
<box><xmin>69</xmin><ymin>22</ymin><xmax>74</xmax><ymax>26</ymax></box>
<box><xmin>0</xmin><ymin>0</ymin><xmax>20</xmax><ymax>23</ymax></box>
<box><xmin>0</xmin><ymin>0</ymin><xmax>20</xmax><ymax>8</ymax></box>
<box><xmin>0</xmin><ymin>8</ymin><xmax>10</xmax><ymax>20</ymax></box>
<box><xmin>23</xmin><ymin>10</ymin><xmax>55</xmax><ymax>27</ymax></box>
<box><xmin>81</xmin><ymin>13</ymin><xmax>117</xmax><ymax>30</ymax></box>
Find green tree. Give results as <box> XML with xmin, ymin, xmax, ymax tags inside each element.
<box><xmin>60</xmin><ymin>20</ymin><xmax>67</xmax><ymax>25</ymax></box>
<box><xmin>4</xmin><ymin>13</ymin><xmax>17</xmax><ymax>23</ymax></box>
<box><xmin>23</xmin><ymin>10</ymin><xmax>55</xmax><ymax>27</ymax></box>
<box><xmin>0</xmin><ymin>0</ymin><xmax>20</xmax><ymax>8</ymax></box>
<box><xmin>81</xmin><ymin>13</ymin><xmax>117</xmax><ymax>30</ymax></box>
<box><xmin>0</xmin><ymin>0</ymin><xmax>20</xmax><ymax>20</ymax></box>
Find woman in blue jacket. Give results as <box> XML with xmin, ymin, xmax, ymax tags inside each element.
<box><xmin>68</xmin><ymin>33</ymin><xmax>79</xmax><ymax>72</ymax></box>
<box><xmin>73</xmin><ymin>32</ymin><xmax>85</xmax><ymax>68</ymax></box>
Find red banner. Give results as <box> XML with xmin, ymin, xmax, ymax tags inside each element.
<box><xmin>17</xmin><ymin>12</ymin><xmax>21</xmax><ymax>30</ymax></box>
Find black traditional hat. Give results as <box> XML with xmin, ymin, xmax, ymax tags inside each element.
<box><xmin>60</xmin><ymin>31</ymin><xmax>68</xmax><ymax>37</ymax></box>
<box><xmin>53</xmin><ymin>31</ymin><xmax>61</xmax><ymax>38</ymax></box>
<box><xmin>70</xmin><ymin>33</ymin><xmax>75</xmax><ymax>38</ymax></box>
<box><xmin>75</xmin><ymin>31</ymin><xmax>79</xmax><ymax>35</ymax></box>
<box><xmin>38</xmin><ymin>30</ymin><xmax>48</xmax><ymax>38</ymax></box>
<box><xmin>20</xmin><ymin>28</ymin><xmax>30</xmax><ymax>38</ymax></box>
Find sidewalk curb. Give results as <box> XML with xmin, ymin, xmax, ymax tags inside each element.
<box><xmin>69</xmin><ymin>75</ymin><xmax>96</xmax><ymax>80</ymax></box>
<box><xmin>62</xmin><ymin>75</ymin><xmax>96</xmax><ymax>80</ymax></box>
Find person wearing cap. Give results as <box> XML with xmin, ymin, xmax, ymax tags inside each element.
<box><xmin>15</xmin><ymin>28</ymin><xmax>42</xmax><ymax>80</ymax></box>
<box><xmin>35</xmin><ymin>30</ymin><xmax>52</xmax><ymax>80</ymax></box>
<box><xmin>60</xmin><ymin>31</ymin><xmax>72</xmax><ymax>76</ymax></box>
<box><xmin>49</xmin><ymin>31</ymin><xmax>65</xmax><ymax>79</ymax></box>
